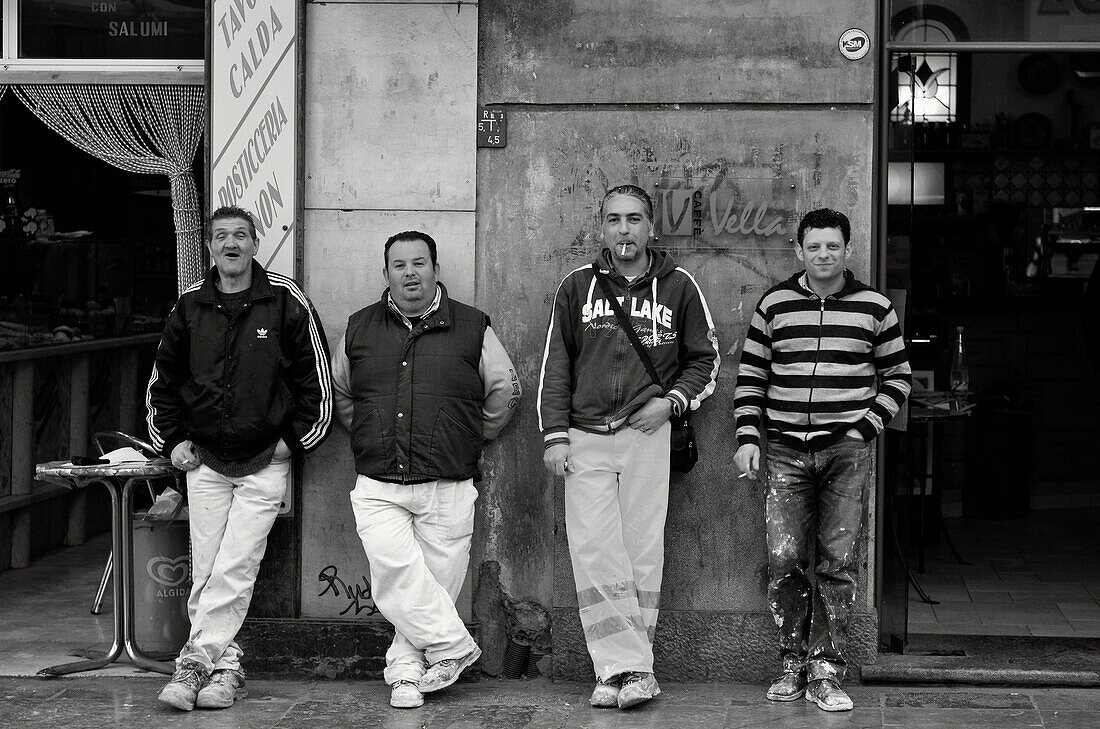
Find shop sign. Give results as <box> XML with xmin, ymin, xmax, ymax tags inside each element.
<box><xmin>647</xmin><ymin>178</ymin><xmax>799</xmax><ymax>248</ymax></box>
<box><xmin>19</xmin><ymin>0</ymin><xmax>203</xmax><ymax>59</ymax></box>
<box><xmin>209</xmin><ymin>0</ymin><xmax>299</xmax><ymax>280</ymax></box>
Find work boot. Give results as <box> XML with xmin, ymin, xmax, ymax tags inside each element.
<box><xmin>805</xmin><ymin>678</ymin><xmax>854</xmax><ymax>712</ymax></box>
<box><xmin>616</xmin><ymin>671</ymin><xmax>660</xmax><ymax>709</ymax></box>
<box><xmin>766</xmin><ymin>657</ymin><xmax>806</xmax><ymax>702</ymax></box>
<box><xmin>419</xmin><ymin>646</ymin><xmax>482</xmax><ymax>693</ymax></box>
<box><xmin>195</xmin><ymin>668</ymin><xmax>246</xmax><ymax>709</ymax></box>
<box><xmin>389</xmin><ymin>680</ymin><xmax>424</xmax><ymax>709</ymax></box>
<box><xmin>157</xmin><ymin>659</ymin><xmax>209</xmax><ymax>711</ymax></box>
<box><xmin>589</xmin><ymin>676</ymin><xmax>620</xmax><ymax>708</ymax></box>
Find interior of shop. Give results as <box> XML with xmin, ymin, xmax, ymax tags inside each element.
<box><xmin>0</xmin><ymin>94</ymin><xmax>182</xmax><ymax>350</ymax></box>
<box><xmin>886</xmin><ymin>47</ymin><xmax>1100</xmax><ymax>642</ymax></box>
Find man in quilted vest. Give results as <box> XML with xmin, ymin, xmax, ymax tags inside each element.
<box><xmin>331</xmin><ymin>231</ymin><xmax>520</xmax><ymax>709</ymax></box>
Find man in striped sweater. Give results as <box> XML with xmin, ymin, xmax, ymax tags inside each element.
<box><xmin>733</xmin><ymin>208</ymin><xmax>910</xmax><ymax>712</ymax></box>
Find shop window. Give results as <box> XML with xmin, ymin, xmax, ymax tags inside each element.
<box><xmin>892</xmin><ymin>51</ymin><xmax>958</xmax><ymax>123</ymax></box>
<box><xmin>0</xmin><ymin>95</ymin><xmax>187</xmax><ymax>350</ymax></box>
<box><xmin>890</xmin><ymin>13</ymin><xmax>964</xmax><ymax>124</ymax></box>
<box><xmin>2</xmin><ymin>0</ymin><xmax>203</xmax><ymax>64</ymax></box>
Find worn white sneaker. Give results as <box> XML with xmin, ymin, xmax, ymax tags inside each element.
<box><xmin>617</xmin><ymin>672</ymin><xmax>661</xmax><ymax>709</ymax></box>
<box><xmin>157</xmin><ymin>659</ymin><xmax>209</xmax><ymax>711</ymax></box>
<box><xmin>390</xmin><ymin>680</ymin><xmax>424</xmax><ymax>708</ymax></box>
<box><xmin>589</xmin><ymin>676</ymin><xmax>620</xmax><ymax>707</ymax></box>
<box><xmin>418</xmin><ymin>646</ymin><xmax>482</xmax><ymax>693</ymax></box>
<box><xmin>195</xmin><ymin>668</ymin><xmax>246</xmax><ymax>709</ymax></box>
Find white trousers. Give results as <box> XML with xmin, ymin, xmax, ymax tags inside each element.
<box><xmin>350</xmin><ymin>475</ymin><xmax>479</xmax><ymax>685</ymax></box>
<box><xmin>178</xmin><ymin>457</ymin><xmax>289</xmax><ymax>672</ymax></box>
<box><xmin>564</xmin><ymin>422</ymin><xmax>670</xmax><ymax>682</ymax></box>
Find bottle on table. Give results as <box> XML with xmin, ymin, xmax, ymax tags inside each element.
<box><xmin>949</xmin><ymin>325</ymin><xmax>969</xmax><ymax>395</ymax></box>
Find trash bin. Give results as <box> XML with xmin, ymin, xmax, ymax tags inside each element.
<box><xmin>964</xmin><ymin>398</ymin><xmax>1032</xmax><ymax>520</ymax></box>
<box><xmin>132</xmin><ymin>516</ymin><xmax>191</xmax><ymax>654</ymax></box>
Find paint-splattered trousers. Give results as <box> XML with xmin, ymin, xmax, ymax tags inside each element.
<box><xmin>350</xmin><ymin>475</ymin><xmax>480</xmax><ymax>685</ymax></box>
<box><xmin>764</xmin><ymin>437</ymin><xmax>873</xmax><ymax>684</ymax></box>
<box><xmin>564</xmin><ymin>422</ymin><xmax>670</xmax><ymax>682</ymax></box>
<box><xmin>178</xmin><ymin>457</ymin><xmax>291</xmax><ymax>672</ymax></box>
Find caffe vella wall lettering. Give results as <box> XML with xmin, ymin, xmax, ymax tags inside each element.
<box><xmin>648</xmin><ymin>179</ymin><xmax>799</xmax><ymax>247</ymax></box>
<box><xmin>19</xmin><ymin>0</ymin><xmax>203</xmax><ymax>59</ymax></box>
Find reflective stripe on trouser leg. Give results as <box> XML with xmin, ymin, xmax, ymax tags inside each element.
<box><xmin>565</xmin><ymin>422</ymin><xmax>670</xmax><ymax>681</ymax></box>
<box><xmin>179</xmin><ymin>458</ymin><xmax>290</xmax><ymax>671</ymax></box>
<box><xmin>350</xmin><ymin>476</ymin><xmax>479</xmax><ymax>685</ymax></box>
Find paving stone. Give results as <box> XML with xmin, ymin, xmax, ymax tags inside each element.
<box><xmin>1038</xmin><ymin>710</ymin><xmax>1100</xmax><ymax>729</ymax></box>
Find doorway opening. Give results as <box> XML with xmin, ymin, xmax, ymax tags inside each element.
<box><xmin>882</xmin><ymin>45</ymin><xmax>1100</xmax><ymax>651</ymax></box>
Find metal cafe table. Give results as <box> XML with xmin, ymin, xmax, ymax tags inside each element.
<box><xmin>34</xmin><ymin>458</ymin><xmax>181</xmax><ymax>676</ymax></box>
<box><xmin>906</xmin><ymin>391</ymin><xmax>974</xmax><ymax>604</ymax></box>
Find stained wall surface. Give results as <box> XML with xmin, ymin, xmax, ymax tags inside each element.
<box><xmin>476</xmin><ymin>0</ymin><xmax>881</xmax><ymax>681</ymax></box>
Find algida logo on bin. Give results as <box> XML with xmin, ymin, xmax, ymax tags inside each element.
<box><xmin>148</xmin><ymin>555</ymin><xmax>191</xmax><ymax>597</ymax></box>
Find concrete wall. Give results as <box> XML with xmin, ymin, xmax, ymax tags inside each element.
<box><xmin>476</xmin><ymin>0</ymin><xmax>881</xmax><ymax>681</ymax></box>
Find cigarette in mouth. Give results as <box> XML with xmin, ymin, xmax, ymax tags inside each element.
<box><xmin>620</xmin><ymin>243</ymin><xmax>628</xmax><ymax>256</ymax></box>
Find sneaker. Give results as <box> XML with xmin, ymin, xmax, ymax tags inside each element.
<box><xmin>589</xmin><ymin>676</ymin><xmax>620</xmax><ymax>708</ymax></box>
<box><xmin>157</xmin><ymin>659</ymin><xmax>209</xmax><ymax>711</ymax></box>
<box><xmin>390</xmin><ymin>680</ymin><xmax>424</xmax><ymax>709</ymax></box>
<box><xmin>805</xmin><ymin>678</ymin><xmax>854</xmax><ymax>712</ymax></box>
<box><xmin>418</xmin><ymin>646</ymin><xmax>482</xmax><ymax>693</ymax></box>
<box><xmin>616</xmin><ymin>672</ymin><xmax>660</xmax><ymax>709</ymax></box>
<box><xmin>766</xmin><ymin>670</ymin><xmax>806</xmax><ymax>702</ymax></box>
<box><xmin>195</xmin><ymin>668</ymin><xmax>246</xmax><ymax>709</ymax></box>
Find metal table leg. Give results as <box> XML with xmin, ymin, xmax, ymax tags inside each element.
<box><xmin>121</xmin><ymin>477</ymin><xmax>176</xmax><ymax>675</ymax></box>
<box><xmin>38</xmin><ymin>477</ymin><xmax>125</xmax><ymax>676</ymax></box>
<box><xmin>90</xmin><ymin>551</ymin><xmax>112</xmax><ymax>615</ymax></box>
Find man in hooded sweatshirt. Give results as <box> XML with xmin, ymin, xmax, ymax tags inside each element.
<box><xmin>537</xmin><ymin>184</ymin><xmax>720</xmax><ymax>710</ymax></box>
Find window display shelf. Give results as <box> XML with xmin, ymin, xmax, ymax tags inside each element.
<box><xmin>0</xmin><ymin>332</ymin><xmax>161</xmax><ymax>364</ymax></box>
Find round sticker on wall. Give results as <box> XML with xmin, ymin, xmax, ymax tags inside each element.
<box><xmin>838</xmin><ymin>28</ymin><xmax>871</xmax><ymax>61</ymax></box>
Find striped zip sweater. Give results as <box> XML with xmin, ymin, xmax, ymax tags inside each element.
<box><xmin>734</xmin><ymin>270</ymin><xmax>911</xmax><ymax>452</ymax></box>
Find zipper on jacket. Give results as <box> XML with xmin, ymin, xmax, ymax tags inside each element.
<box><xmin>805</xmin><ymin>297</ymin><xmax>826</xmax><ymax>444</ymax></box>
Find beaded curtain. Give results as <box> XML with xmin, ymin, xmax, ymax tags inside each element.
<box><xmin>12</xmin><ymin>84</ymin><xmax>205</xmax><ymax>293</ymax></box>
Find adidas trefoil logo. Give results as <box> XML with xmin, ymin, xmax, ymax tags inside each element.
<box><xmin>256</xmin><ymin>328</ymin><xmax>268</xmax><ymax>339</ymax></box>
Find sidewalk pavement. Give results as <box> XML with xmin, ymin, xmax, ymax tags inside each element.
<box><xmin>2</xmin><ymin>674</ymin><xmax>1097</xmax><ymax>728</ymax></box>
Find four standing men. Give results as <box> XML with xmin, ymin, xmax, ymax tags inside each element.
<box><xmin>147</xmin><ymin>205</ymin><xmax>333</xmax><ymax>710</ymax></box>
<box><xmin>331</xmin><ymin>231</ymin><xmax>521</xmax><ymax>709</ymax></box>
<box><xmin>734</xmin><ymin>208</ymin><xmax>911</xmax><ymax>712</ymax></box>
<box><xmin>147</xmin><ymin>200</ymin><xmax>906</xmax><ymax>713</ymax></box>
<box><xmin>537</xmin><ymin>185</ymin><xmax>720</xmax><ymax>709</ymax></box>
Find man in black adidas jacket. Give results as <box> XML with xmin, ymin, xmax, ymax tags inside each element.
<box><xmin>146</xmin><ymin>206</ymin><xmax>333</xmax><ymax>711</ymax></box>
<box><xmin>733</xmin><ymin>208</ymin><xmax>910</xmax><ymax>713</ymax></box>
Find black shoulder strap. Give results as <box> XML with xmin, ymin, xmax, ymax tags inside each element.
<box><xmin>591</xmin><ymin>264</ymin><xmax>664</xmax><ymax>391</ymax></box>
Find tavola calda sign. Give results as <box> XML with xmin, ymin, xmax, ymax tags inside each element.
<box><xmin>209</xmin><ymin>0</ymin><xmax>298</xmax><ymax>279</ymax></box>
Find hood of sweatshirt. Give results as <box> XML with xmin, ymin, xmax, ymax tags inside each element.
<box><xmin>784</xmin><ymin>268</ymin><xmax>874</xmax><ymax>298</ymax></box>
<box><xmin>594</xmin><ymin>246</ymin><xmax>679</xmax><ymax>286</ymax></box>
